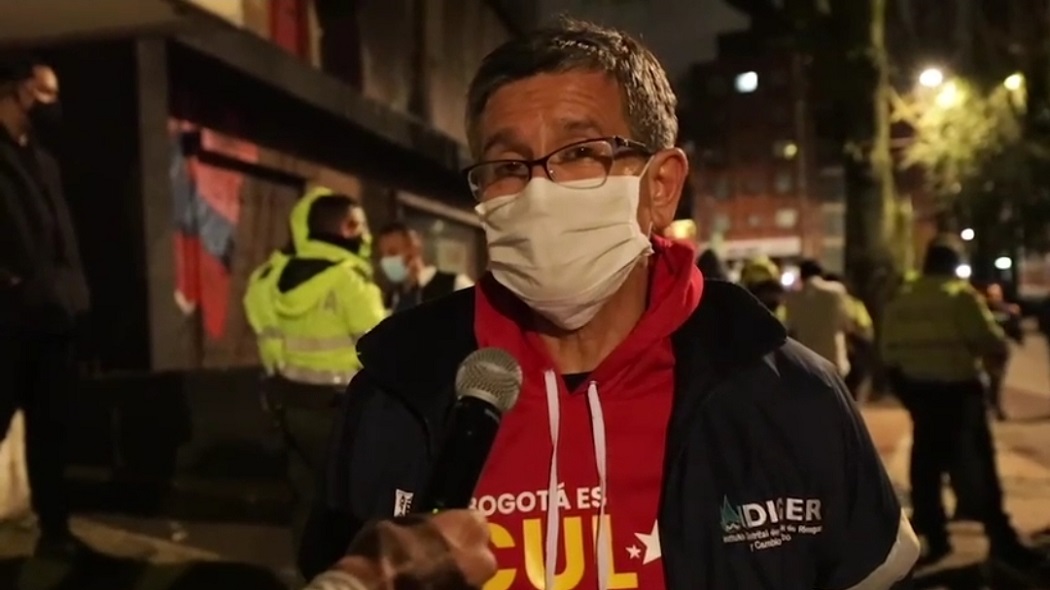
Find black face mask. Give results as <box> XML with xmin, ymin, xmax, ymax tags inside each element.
<box><xmin>28</xmin><ymin>100</ymin><xmax>62</xmax><ymax>139</ymax></box>
<box><xmin>344</xmin><ymin>235</ymin><xmax>363</xmax><ymax>254</ymax></box>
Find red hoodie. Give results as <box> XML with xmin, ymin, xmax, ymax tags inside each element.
<box><xmin>471</xmin><ymin>237</ymin><xmax>704</xmax><ymax>590</ymax></box>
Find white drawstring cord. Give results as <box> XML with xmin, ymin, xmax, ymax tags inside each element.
<box><xmin>543</xmin><ymin>371</ymin><xmax>561</xmax><ymax>590</ymax></box>
<box><xmin>542</xmin><ymin>370</ymin><xmax>610</xmax><ymax>590</ymax></box>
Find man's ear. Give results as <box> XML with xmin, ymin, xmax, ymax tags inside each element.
<box><xmin>646</xmin><ymin>147</ymin><xmax>689</xmax><ymax>229</ymax></box>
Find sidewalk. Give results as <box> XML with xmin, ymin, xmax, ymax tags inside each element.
<box><xmin>0</xmin><ymin>515</ymin><xmax>290</xmax><ymax>590</ymax></box>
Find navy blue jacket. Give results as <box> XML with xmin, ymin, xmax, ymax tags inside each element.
<box><xmin>299</xmin><ymin>280</ymin><xmax>918</xmax><ymax>589</ymax></box>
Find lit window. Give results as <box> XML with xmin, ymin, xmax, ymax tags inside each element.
<box><xmin>775</xmin><ymin>208</ymin><xmax>798</xmax><ymax>228</ymax></box>
<box><xmin>735</xmin><ymin>71</ymin><xmax>759</xmax><ymax>93</ymax></box>
<box><xmin>714</xmin><ymin>213</ymin><xmax>731</xmax><ymax>232</ymax></box>
<box><xmin>773</xmin><ymin>140</ymin><xmax>798</xmax><ymax>159</ymax></box>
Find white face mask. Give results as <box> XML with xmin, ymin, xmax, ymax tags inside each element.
<box><xmin>475</xmin><ymin>175</ymin><xmax>653</xmax><ymax>330</ymax></box>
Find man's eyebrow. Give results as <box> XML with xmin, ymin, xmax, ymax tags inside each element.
<box><xmin>481</xmin><ymin>118</ymin><xmax>606</xmax><ymax>157</ymax></box>
<box><xmin>481</xmin><ymin>129</ymin><xmax>529</xmax><ymax>157</ymax></box>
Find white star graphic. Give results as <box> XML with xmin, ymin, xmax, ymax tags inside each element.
<box><xmin>627</xmin><ymin>545</ymin><xmax>642</xmax><ymax>559</ymax></box>
<box><xmin>633</xmin><ymin>521</ymin><xmax>662</xmax><ymax>565</ymax></box>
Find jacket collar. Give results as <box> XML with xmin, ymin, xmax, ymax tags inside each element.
<box><xmin>297</xmin><ymin>237</ymin><xmax>373</xmax><ymax>277</ymax></box>
<box><xmin>356</xmin><ymin>279</ymin><xmax>787</xmax><ymax>420</ymax></box>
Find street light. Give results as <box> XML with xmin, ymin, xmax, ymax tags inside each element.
<box><xmin>960</xmin><ymin>227</ymin><xmax>975</xmax><ymax>241</ymax></box>
<box><xmin>994</xmin><ymin>256</ymin><xmax>1013</xmax><ymax>270</ymax></box>
<box><xmin>955</xmin><ymin>263</ymin><xmax>972</xmax><ymax>279</ymax></box>
<box><xmin>1004</xmin><ymin>73</ymin><xmax>1024</xmax><ymax>91</ymax></box>
<box><xmin>919</xmin><ymin>67</ymin><xmax>944</xmax><ymax>88</ymax></box>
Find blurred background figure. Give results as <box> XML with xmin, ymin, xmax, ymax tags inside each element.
<box><xmin>244</xmin><ymin>189</ymin><xmax>385</xmax><ymax>572</ymax></box>
<box><xmin>696</xmin><ymin>248</ymin><xmax>729</xmax><ymax>280</ymax></box>
<box><xmin>983</xmin><ymin>282</ymin><xmax>1023</xmax><ymax>420</ymax></box>
<box><xmin>376</xmin><ymin>221</ymin><xmax>473</xmax><ymax>314</ymax></box>
<box><xmin>739</xmin><ymin>255</ymin><xmax>785</xmax><ymax>320</ymax></box>
<box><xmin>783</xmin><ymin>259</ymin><xmax>854</xmax><ymax>378</ymax></box>
<box><xmin>0</xmin><ymin>54</ymin><xmax>91</xmax><ymax>559</ymax></box>
<box><xmin>881</xmin><ymin>239</ymin><xmax>1040</xmax><ymax>570</ymax></box>
<box><xmin>824</xmin><ymin>272</ymin><xmax>875</xmax><ymax>399</ymax></box>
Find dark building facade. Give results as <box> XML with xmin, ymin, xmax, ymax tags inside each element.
<box><xmin>0</xmin><ymin>0</ymin><xmax>530</xmax><ymax>505</ymax></box>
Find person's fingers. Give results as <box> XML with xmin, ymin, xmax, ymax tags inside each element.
<box><xmin>430</xmin><ymin>510</ymin><xmax>496</xmax><ymax>587</ymax></box>
<box><xmin>430</xmin><ymin>509</ymin><xmax>490</xmax><ymax>549</ymax></box>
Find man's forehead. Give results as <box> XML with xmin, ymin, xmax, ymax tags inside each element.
<box><xmin>482</xmin><ymin>116</ymin><xmax>605</xmax><ymax>153</ymax></box>
<box><xmin>476</xmin><ymin>71</ymin><xmax>624</xmax><ymax>153</ymax></box>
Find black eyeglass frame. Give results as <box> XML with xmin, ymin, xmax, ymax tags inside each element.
<box><xmin>463</xmin><ymin>135</ymin><xmax>654</xmax><ymax>201</ymax></box>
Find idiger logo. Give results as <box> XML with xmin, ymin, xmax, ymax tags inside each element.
<box><xmin>720</xmin><ymin>495</ymin><xmax>824</xmax><ymax>551</ymax></box>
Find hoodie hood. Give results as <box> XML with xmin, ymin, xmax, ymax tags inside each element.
<box><xmin>271</xmin><ymin>262</ymin><xmax>349</xmax><ymax>318</ymax></box>
<box><xmin>290</xmin><ymin>186</ymin><xmax>374</xmax><ymax>258</ymax></box>
<box><xmin>291</xmin><ymin>186</ymin><xmax>333</xmax><ymax>252</ymax></box>
<box><xmin>272</xmin><ymin>239</ymin><xmax>373</xmax><ymax>317</ymax></box>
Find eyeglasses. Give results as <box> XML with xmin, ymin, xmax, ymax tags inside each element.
<box><xmin>464</xmin><ymin>136</ymin><xmax>652</xmax><ymax>202</ymax></box>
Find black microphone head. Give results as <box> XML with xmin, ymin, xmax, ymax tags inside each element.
<box><xmin>455</xmin><ymin>348</ymin><xmax>523</xmax><ymax>415</ymax></box>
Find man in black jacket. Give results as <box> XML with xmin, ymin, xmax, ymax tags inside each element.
<box><xmin>299</xmin><ymin>19</ymin><xmax>919</xmax><ymax>589</ymax></box>
<box><xmin>0</xmin><ymin>55</ymin><xmax>90</xmax><ymax>557</ymax></box>
<box><xmin>375</xmin><ymin>221</ymin><xmax>474</xmax><ymax>314</ymax></box>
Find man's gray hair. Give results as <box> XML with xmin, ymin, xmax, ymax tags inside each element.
<box><xmin>465</xmin><ymin>17</ymin><xmax>678</xmax><ymax>155</ymax></box>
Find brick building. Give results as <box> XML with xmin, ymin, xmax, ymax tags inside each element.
<box><xmin>680</xmin><ymin>25</ymin><xmax>945</xmax><ymax>276</ymax></box>
<box><xmin>680</xmin><ymin>30</ymin><xmax>839</xmax><ymax>272</ymax></box>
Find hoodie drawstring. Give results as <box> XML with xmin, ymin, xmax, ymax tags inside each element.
<box><xmin>543</xmin><ymin>369</ymin><xmax>609</xmax><ymax>590</ymax></box>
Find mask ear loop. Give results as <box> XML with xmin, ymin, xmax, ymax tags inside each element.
<box><xmin>635</xmin><ymin>156</ymin><xmax>657</xmax><ymax>240</ymax></box>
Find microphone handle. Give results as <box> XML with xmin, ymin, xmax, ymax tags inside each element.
<box><xmin>416</xmin><ymin>396</ymin><xmax>502</xmax><ymax>512</ymax></box>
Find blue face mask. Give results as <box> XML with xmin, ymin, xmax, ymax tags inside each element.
<box><xmin>381</xmin><ymin>255</ymin><xmax>409</xmax><ymax>284</ymax></box>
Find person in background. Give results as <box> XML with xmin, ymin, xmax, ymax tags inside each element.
<box><xmin>739</xmin><ymin>255</ymin><xmax>786</xmax><ymax>320</ymax></box>
<box><xmin>881</xmin><ymin>240</ymin><xmax>1042</xmax><ymax>571</ymax></box>
<box><xmin>783</xmin><ymin>260</ymin><xmax>854</xmax><ymax>378</ymax></box>
<box><xmin>375</xmin><ymin>222</ymin><xmax>473</xmax><ymax>313</ymax></box>
<box><xmin>0</xmin><ymin>54</ymin><xmax>91</xmax><ymax>558</ymax></box>
<box><xmin>825</xmin><ymin>271</ymin><xmax>875</xmax><ymax>398</ymax></box>
<box><xmin>244</xmin><ymin>189</ymin><xmax>385</xmax><ymax>569</ymax></box>
<box><xmin>696</xmin><ymin>248</ymin><xmax>728</xmax><ymax>280</ymax></box>
<box><xmin>983</xmin><ymin>282</ymin><xmax>1022</xmax><ymax>420</ymax></box>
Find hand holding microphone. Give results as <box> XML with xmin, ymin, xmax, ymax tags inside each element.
<box><xmin>307</xmin><ymin>510</ymin><xmax>496</xmax><ymax>590</ymax></box>
<box><xmin>303</xmin><ymin>348</ymin><xmax>522</xmax><ymax>590</ymax></box>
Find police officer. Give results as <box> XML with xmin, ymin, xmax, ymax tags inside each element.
<box><xmin>881</xmin><ymin>239</ymin><xmax>1042</xmax><ymax>570</ymax></box>
<box><xmin>244</xmin><ymin>187</ymin><xmax>385</xmax><ymax>561</ymax></box>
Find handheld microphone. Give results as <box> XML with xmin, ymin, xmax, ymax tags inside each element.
<box><xmin>416</xmin><ymin>347</ymin><xmax>523</xmax><ymax>513</ymax></box>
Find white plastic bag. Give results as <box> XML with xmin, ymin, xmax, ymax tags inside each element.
<box><xmin>0</xmin><ymin>411</ymin><xmax>32</xmax><ymax>522</ymax></box>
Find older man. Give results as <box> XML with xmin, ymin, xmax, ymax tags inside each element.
<box><xmin>300</xmin><ymin>19</ymin><xmax>918</xmax><ymax>589</ymax></box>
